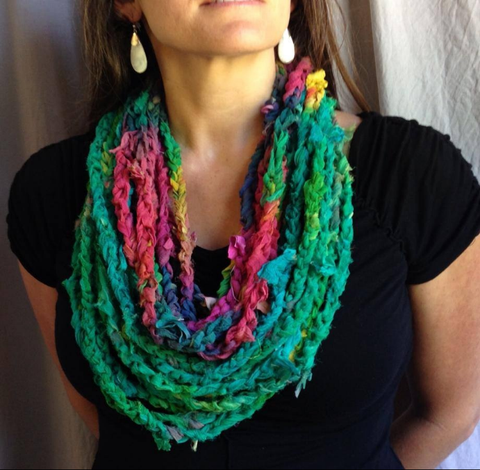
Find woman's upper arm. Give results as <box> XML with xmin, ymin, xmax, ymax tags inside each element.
<box><xmin>17</xmin><ymin>260</ymin><xmax>99</xmax><ymax>439</ymax></box>
<box><xmin>7</xmin><ymin>134</ymin><xmax>99</xmax><ymax>438</ymax></box>
<box><xmin>393</xmin><ymin>122</ymin><xmax>480</xmax><ymax>437</ymax></box>
<box><xmin>17</xmin><ymin>260</ymin><xmax>61</xmax><ymax>371</ymax></box>
<box><xmin>18</xmin><ymin>261</ymin><xmax>73</xmax><ymax>389</ymax></box>
<box><xmin>357</xmin><ymin>116</ymin><xmax>480</xmax><ymax>436</ymax></box>
<box><xmin>406</xmin><ymin>233</ymin><xmax>480</xmax><ymax>437</ymax></box>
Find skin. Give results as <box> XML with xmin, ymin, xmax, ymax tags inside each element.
<box><xmin>115</xmin><ymin>0</ymin><xmax>362</xmax><ymax>249</ymax></box>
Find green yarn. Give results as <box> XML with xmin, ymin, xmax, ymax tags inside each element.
<box><xmin>62</xmin><ymin>59</ymin><xmax>356</xmax><ymax>452</ymax></box>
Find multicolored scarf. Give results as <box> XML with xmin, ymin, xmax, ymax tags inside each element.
<box><xmin>62</xmin><ymin>55</ymin><xmax>356</xmax><ymax>452</ymax></box>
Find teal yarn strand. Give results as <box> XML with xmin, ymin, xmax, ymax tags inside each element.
<box><xmin>61</xmin><ymin>56</ymin><xmax>356</xmax><ymax>452</ymax></box>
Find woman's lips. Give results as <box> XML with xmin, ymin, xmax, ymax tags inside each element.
<box><xmin>201</xmin><ymin>0</ymin><xmax>264</xmax><ymax>6</ymax></box>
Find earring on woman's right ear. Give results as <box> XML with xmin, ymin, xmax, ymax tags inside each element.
<box><xmin>131</xmin><ymin>22</ymin><xmax>148</xmax><ymax>74</ymax></box>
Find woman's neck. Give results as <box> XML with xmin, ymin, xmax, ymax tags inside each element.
<box><xmin>151</xmin><ymin>44</ymin><xmax>277</xmax><ymax>166</ymax></box>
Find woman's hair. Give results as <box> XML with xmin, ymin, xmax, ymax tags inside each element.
<box><xmin>79</xmin><ymin>0</ymin><xmax>371</xmax><ymax>131</ymax></box>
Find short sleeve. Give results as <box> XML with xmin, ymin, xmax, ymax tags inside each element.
<box><xmin>6</xmin><ymin>150</ymin><xmax>61</xmax><ymax>287</ymax></box>
<box><xmin>6</xmin><ymin>131</ymin><xmax>94</xmax><ymax>288</ymax></box>
<box><xmin>400</xmin><ymin>125</ymin><xmax>480</xmax><ymax>284</ymax></box>
<box><xmin>352</xmin><ymin>113</ymin><xmax>480</xmax><ymax>286</ymax></box>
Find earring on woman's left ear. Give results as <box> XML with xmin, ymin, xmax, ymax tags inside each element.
<box><xmin>131</xmin><ymin>22</ymin><xmax>148</xmax><ymax>74</ymax></box>
<box><xmin>278</xmin><ymin>28</ymin><xmax>296</xmax><ymax>64</ymax></box>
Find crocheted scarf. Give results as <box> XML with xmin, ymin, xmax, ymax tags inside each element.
<box><xmin>62</xmin><ymin>55</ymin><xmax>356</xmax><ymax>452</ymax></box>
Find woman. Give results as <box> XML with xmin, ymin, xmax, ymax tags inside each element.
<box><xmin>6</xmin><ymin>0</ymin><xmax>480</xmax><ymax>469</ymax></box>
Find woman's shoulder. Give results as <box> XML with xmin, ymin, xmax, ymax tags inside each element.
<box><xmin>6</xmin><ymin>128</ymin><xmax>95</xmax><ymax>287</ymax></box>
<box><xmin>346</xmin><ymin>108</ymin><xmax>477</xmax><ymax>205</ymax></box>
<box><xmin>24</xmin><ymin>128</ymin><xmax>95</xmax><ymax>173</ymax></box>
<box><xmin>344</xmin><ymin>109</ymin><xmax>480</xmax><ymax>285</ymax></box>
<box><xmin>345</xmin><ymin>109</ymin><xmax>467</xmax><ymax>173</ymax></box>
<box><xmin>7</xmin><ymin>127</ymin><xmax>95</xmax><ymax>246</ymax></box>
<box><xmin>334</xmin><ymin>110</ymin><xmax>364</xmax><ymax>132</ymax></box>
<box><xmin>11</xmin><ymin>128</ymin><xmax>95</xmax><ymax>211</ymax></box>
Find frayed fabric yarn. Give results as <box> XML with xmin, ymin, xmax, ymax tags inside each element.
<box><xmin>62</xmin><ymin>55</ymin><xmax>356</xmax><ymax>452</ymax></box>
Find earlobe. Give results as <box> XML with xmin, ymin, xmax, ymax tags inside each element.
<box><xmin>113</xmin><ymin>0</ymin><xmax>142</xmax><ymax>23</ymax></box>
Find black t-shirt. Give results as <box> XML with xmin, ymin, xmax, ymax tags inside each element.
<box><xmin>6</xmin><ymin>111</ymin><xmax>480</xmax><ymax>469</ymax></box>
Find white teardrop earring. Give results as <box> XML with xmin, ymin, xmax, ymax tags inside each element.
<box><xmin>278</xmin><ymin>28</ymin><xmax>295</xmax><ymax>64</ymax></box>
<box><xmin>130</xmin><ymin>23</ymin><xmax>148</xmax><ymax>74</ymax></box>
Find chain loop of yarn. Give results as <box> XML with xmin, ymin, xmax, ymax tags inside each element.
<box><xmin>62</xmin><ymin>56</ymin><xmax>356</xmax><ymax>452</ymax></box>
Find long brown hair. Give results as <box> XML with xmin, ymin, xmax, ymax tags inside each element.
<box><xmin>78</xmin><ymin>0</ymin><xmax>371</xmax><ymax>131</ymax></box>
